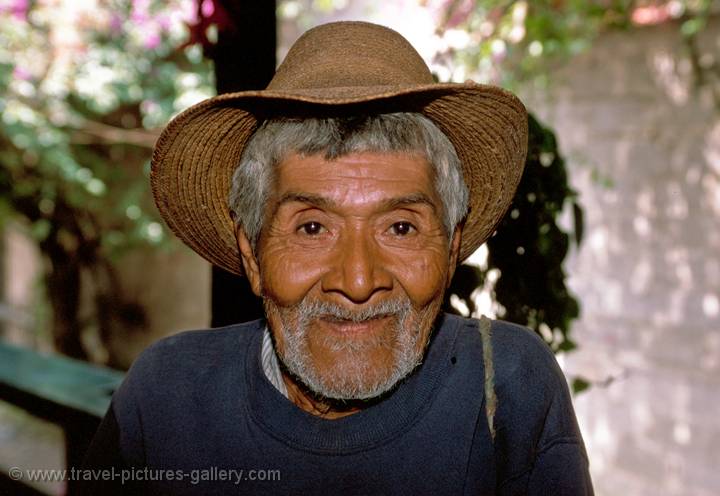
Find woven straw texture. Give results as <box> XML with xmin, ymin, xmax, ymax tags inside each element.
<box><xmin>151</xmin><ymin>21</ymin><xmax>528</xmax><ymax>276</ymax></box>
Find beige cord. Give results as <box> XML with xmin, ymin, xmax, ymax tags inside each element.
<box><xmin>479</xmin><ymin>316</ymin><xmax>497</xmax><ymax>442</ymax></box>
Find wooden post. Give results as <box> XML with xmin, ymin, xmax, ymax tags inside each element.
<box><xmin>210</xmin><ymin>0</ymin><xmax>276</xmax><ymax>327</ymax></box>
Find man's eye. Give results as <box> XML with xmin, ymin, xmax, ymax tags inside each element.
<box><xmin>298</xmin><ymin>221</ymin><xmax>326</xmax><ymax>235</ymax></box>
<box><xmin>390</xmin><ymin>221</ymin><xmax>416</xmax><ymax>236</ymax></box>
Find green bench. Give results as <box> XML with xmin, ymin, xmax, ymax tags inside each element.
<box><xmin>0</xmin><ymin>341</ymin><xmax>124</xmax><ymax>495</ymax></box>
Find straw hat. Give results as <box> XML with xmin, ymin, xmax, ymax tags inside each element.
<box><xmin>151</xmin><ymin>21</ymin><xmax>528</xmax><ymax>276</ymax></box>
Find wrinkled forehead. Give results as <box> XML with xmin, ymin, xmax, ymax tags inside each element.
<box><xmin>270</xmin><ymin>150</ymin><xmax>441</xmax><ymax>213</ymax></box>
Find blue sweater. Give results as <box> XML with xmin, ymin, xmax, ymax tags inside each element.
<box><xmin>81</xmin><ymin>314</ymin><xmax>593</xmax><ymax>495</ymax></box>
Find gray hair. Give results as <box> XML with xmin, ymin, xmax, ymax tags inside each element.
<box><xmin>228</xmin><ymin>112</ymin><xmax>469</xmax><ymax>251</ymax></box>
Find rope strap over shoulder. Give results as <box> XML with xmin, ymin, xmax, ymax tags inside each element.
<box><xmin>479</xmin><ymin>315</ymin><xmax>497</xmax><ymax>442</ymax></box>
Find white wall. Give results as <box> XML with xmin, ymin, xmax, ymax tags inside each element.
<box><xmin>525</xmin><ymin>19</ymin><xmax>720</xmax><ymax>496</ymax></box>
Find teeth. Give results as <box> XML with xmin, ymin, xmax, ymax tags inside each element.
<box><xmin>324</xmin><ymin>315</ymin><xmax>388</xmax><ymax>324</ymax></box>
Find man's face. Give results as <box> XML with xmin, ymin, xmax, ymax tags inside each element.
<box><xmin>238</xmin><ymin>151</ymin><xmax>461</xmax><ymax>400</ymax></box>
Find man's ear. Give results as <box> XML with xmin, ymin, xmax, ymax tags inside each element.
<box><xmin>235</xmin><ymin>226</ymin><xmax>262</xmax><ymax>297</ymax></box>
<box><xmin>445</xmin><ymin>225</ymin><xmax>463</xmax><ymax>288</ymax></box>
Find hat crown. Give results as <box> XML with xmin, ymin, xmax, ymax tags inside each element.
<box><xmin>267</xmin><ymin>21</ymin><xmax>434</xmax><ymax>91</ymax></box>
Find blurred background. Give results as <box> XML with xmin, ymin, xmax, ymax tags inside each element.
<box><xmin>0</xmin><ymin>1</ymin><xmax>718</xmax><ymax>495</ymax></box>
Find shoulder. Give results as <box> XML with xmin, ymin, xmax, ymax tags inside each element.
<box><xmin>131</xmin><ymin>319</ymin><xmax>262</xmax><ymax>372</ymax></box>
<box><xmin>474</xmin><ymin>318</ymin><xmax>570</xmax><ymax>418</ymax></box>
<box><xmin>115</xmin><ymin>319</ymin><xmax>264</xmax><ymax>404</ymax></box>
<box><xmin>448</xmin><ymin>314</ymin><xmax>561</xmax><ymax>387</ymax></box>
<box><xmin>435</xmin><ymin>316</ymin><xmax>591</xmax><ymax>492</ymax></box>
<box><xmin>488</xmin><ymin>319</ymin><xmax>565</xmax><ymax>391</ymax></box>
<box><xmin>449</xmin><ymin>314</ymin><xmax>576</xmax><ymax>432</ymax></box>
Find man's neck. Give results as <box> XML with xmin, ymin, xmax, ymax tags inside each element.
<box><xmin>281</xmin><ymin>373</ymin><xmax>362</xmax><ymax>420</ymax></box>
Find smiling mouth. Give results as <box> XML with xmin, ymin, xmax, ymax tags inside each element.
<box><xmin>318</xmin><ymin>315</ymin><xmax>394</xmax><ymax>335</ymax></box>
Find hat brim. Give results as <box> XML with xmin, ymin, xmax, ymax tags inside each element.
<box><xmin>151</xmin><ymin>82</ymin><xmax>528</xmax><ymax>276</ymax></box>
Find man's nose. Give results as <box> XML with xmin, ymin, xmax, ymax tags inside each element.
<box><xmin>321</xmin><ymin>227</ymin><xmax>392</xmax><ymax>303</ymax></box>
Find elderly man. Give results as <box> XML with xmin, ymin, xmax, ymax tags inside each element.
<box><xmin>83</xmin><ymin>21</ymin><xmax>593</xmax><ymax>495</ymax></box>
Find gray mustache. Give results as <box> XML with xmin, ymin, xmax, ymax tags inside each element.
<box><xmin>298</xmin><ymin>298</ymin><xmax>412</xmax><ymax>323</ymax></box>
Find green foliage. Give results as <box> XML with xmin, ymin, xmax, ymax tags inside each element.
<box><xmin>445</xmin><ymin>114</ymin><xmax>582</xmax><ymax>353</ymax></box>
<box><xmin>425</xmin><ymin>0</ymin><xmax>711</xmax><ymax>89</ymax></box>
<box><xmin>424</xmin><ymin>0</ymin><xmax>627</xmax><ymax>88</ymax></box>
<box><xmin>0</xmin><ymin>0</ymin><xmax>213</xmax><ymax>255</ymax></box>
<box><xmin>486</xmin><ymin>114</ymin><xmax>582</xmax><ymax>352</ymax></box>
<box><xmin>677</xmin><ymin>0</ymin><xmax>720</xmax><ymax>109</ymax></box>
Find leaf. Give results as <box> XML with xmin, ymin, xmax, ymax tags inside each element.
<box><xmin>557</xmin><ymin>337</ymin><xmax>577</xmax><ymax>352</ymax></box>
<box><xmin>681</xmin><ymin>18</ymin><xmax>706</xmax><ymax>38</ymax></box>
<box><xmin>571</xmin><ymin>377</ymin><xmax>591</xmax><ymax>395</ymax></box>
<box><xmin>31</xmin><ymin>219</ymin><xmax>51</xmax><ymax>241</ymax></box>
<box><xmin>572</xmin><ymin>200</ymin><xmax>584</xmax><ymax>246</ymax></box>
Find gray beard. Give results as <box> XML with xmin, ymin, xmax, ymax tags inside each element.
<box><xmin>264</xmin><ymin>296</ymin><xmax>429</xmax><ymax>401</ymax></box>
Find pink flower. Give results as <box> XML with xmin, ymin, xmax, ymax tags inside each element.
<box><xmin>1</xmin><ymin>0</ymin><xmax>29</xmax><ymax>21</ymax></box>
<box><xmin>110</xmin><ymin>13</ymin><xmax>123</xmax><ymax>33</ymax></box>
<box><xmin>12</xmin><ymin>66</ymin><xmax>32</xmax><ymax>81</ymax></box>
<box><xmin>157</xmin><ymin>14</ymin><xmax>171</xmax><ymax>31</ymax></box>
<box><xmin>201</xmin><ymin>0</ymin><xmax>215</xmax><ymax>18</ymax></box>
<box><xmin>144</xmin><ymin>31</ymin><xmax>161</xmax><ymax>49</ymax></box>
<box><xmin>631</xmin><ymin>5</ymin><xmax>671</xmax><ymax>26</ymax></box>
<box><xmin>131</xmin><ymin>0</ymin><xmax>151</xmax><ymax>24</ymax></box>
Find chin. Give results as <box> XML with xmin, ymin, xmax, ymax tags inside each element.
<box><xmin>306</xmin><ymin>345</ymin><xmax>422</xmax><ymax>401</ymax></box>
<box><xmin>264</xmin><ymin>293</ymin><xmax>443</xmax><ymax>401</ymax></box>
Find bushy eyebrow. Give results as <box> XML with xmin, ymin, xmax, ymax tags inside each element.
<box><xmin>384</xmin><ymin>193</ymin><xmax>438</xmax><ymax>213</ymax></box>
<box><xmin>273</xmin><ymin>192</ymin><xmax>439</xmax><ymax>215</ymax></box>
<box><xmin>275</xmin><ymin>192</ymin><xmax>333</xmax><ymax>210</ymax></box>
